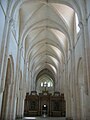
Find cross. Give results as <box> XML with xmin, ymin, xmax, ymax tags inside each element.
<box><xmin>43</xmin><ymin>82</ymin><xmax>48</xmax><ymax>91</ymax></box>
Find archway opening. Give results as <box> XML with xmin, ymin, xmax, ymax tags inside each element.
<box><xmin>1</xmin><ymin>56</ymin><xmax>14</xmax><ymax>119</ymax></box>
<box><xmin>36</xmin><ymin>69</ymin><xmax>55</xmax><ymax>94</ymax></box>
<box><xmin>1</xmin><ymin>58</ymin><xmax>12</xmax><ymax>119</ymax></box>
<box><xmin>77</xmin><ymin>58</ymin><xmax>85</xmax><ymax>120</ymax></box>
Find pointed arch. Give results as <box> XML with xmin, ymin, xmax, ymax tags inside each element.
<box><xmin>1</xmin><ymin>55</ymin><xmax>14</xmax><ymax>119</ymax></box>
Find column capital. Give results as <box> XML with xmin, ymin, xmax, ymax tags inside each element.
<box><xmin>78</xmin><ymin>21</ymin><xmax>83</xmax><ymax>29</ymax></box>
<box><xmin>6</xmin><ymin>15</ymin><xmax>13</xmax><ymax>24</ymax></box>
<box><xmin>78</xmin><ymin>19</ymin><xmax>88</xmax><ymax>29</ymax></box>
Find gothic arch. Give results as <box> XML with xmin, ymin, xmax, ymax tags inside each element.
<box><xmin>10</xmin><ymin>0</ymin><xmax>82</xmax><ymax>26</ymax></box>
<box><xmin>76</xmin><ymin>57</ymin><xmax>85</xmax><ymax>120</ymax></box>
<box><xmin>1</xmin><ymin>55</ymin><xmax>14</xmax><ymax>119</ymax></box>
<box><xmin>9</xmin><ymin>0</ymin><xmax>82</xmax><ymax>49</ymax></box>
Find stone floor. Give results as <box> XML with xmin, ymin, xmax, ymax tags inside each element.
<box><xmin>17</xmin><ymin>117</ymin><xmax>66</xmax><ymax>120</ymax></box>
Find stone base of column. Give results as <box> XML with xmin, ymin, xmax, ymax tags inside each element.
<box><xmin>66</xmin><ymin>117</ymin><xmax>73</xmax><ymax>120</ymax></box>
<box><xmin>86</xmin><ymin>116</ymin><xmax>90</xmax><ymax>120</ymax></box>
<box><xmin>16</xmin><ymin>115</ymin><xmax>23</xmax><ymax>119</ymax></box>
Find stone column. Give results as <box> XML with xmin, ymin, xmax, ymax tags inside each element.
<box><xmin>5</xmin><ymin>85</ymin><xmax>12</xmax><ymax>119</ymax></box>
<box><xmin>29</xmin><ymin>71</ymin><xmax>32</xmax><ymax>93</ymax></box>
<box><xmin>58</xmin><ymin>65</ymin><xmax>61</xmax><ymax>92</ymax></box>
<box><xmin>71</xmin><ymin>47</ymin><xmax>77</xmax><ymax>120</ymax></box>
<box><xmin>17</xmin><ymin>94</ymin><xmax>21</xmax><ymax>118</ymax></box>
<box><xmin>78</xmin><ymin>19</ymin><xmax>89</xmax><ymax>119</ymax></box>
<box><xmin>0</xmin><ymin>16</ymin><xmax>14</xmax><ymax>92</ymax></box>
<box><xmin>81</xmin><ymin>19</ymin><xmax>90</xmax><ymax>119</ymax></box>
<box><xmin>13</xmin><ymin>47</ymin><xmax>22</xmax><ymax>119</ymax></box>
<box><xmin>63</xmin><ymin>64</ymin><xmax>66</xmax><ymax>95</ymax></box>
<box><xmin>79</xmin><ymin>20</ymin><xmax>89</xmax><ymax>94</ymax></box>
<box><xmin>64</xmin><ymin>54</ymin><xmax>70</xmax><ymax>118</ymax></box>
<box><xmin>0</xmin><ymin>92</ymin><xmax>3</xmax><ymax>119</ymax></box>
<box><xmin>9</xmin><ymin>83</ymin><xmax>15</xmax><ymax>120</ymax></box>
<box><xmin>18</xmin><ymin>91</ymin><xmax>24</xmax><ymax>118</ymax></box>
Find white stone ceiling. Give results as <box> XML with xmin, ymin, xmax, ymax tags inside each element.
<box><xmin>19</xmin><ymin>0</ymin><xmax>75</xmax><ymax>80</ymax></box>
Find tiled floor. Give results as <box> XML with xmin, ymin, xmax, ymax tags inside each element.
<box><xmin>17</xmin><ymin>117</ymin><xmax>66</xmax><ymax>120</ymax></box>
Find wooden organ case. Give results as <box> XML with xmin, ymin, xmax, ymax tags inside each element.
<box><xmin>24</xmin><ymin>91</ymin><xmax>66</xmax><ymax>117</ymax></box>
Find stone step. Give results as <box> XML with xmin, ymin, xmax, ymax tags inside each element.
<box><xmin>17</xmin><ymin>117</ymin><xmax>66</xmax><ymax>120</ymax></box>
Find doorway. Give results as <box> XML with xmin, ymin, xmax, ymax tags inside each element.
<box><xmin>42</xmin><ymin>104</ymin><xmax>48</xmax><ymax>117</ymax></box>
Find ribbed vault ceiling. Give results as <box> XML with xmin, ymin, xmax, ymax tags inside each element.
<box><xmin>19</xmin><ymin>0</ymin><xmax>75</xmax><ymax>81</ymax></box>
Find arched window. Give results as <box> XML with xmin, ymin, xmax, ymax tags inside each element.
<box><xmin>75</xmin><ymin>13</ymin><xmax>80</xmax><ymax>33</ymax></box>
<box><xmin>36</xmin><ymin>74</ymin><xmax>54</xmax><ymax>93</ymax></box>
